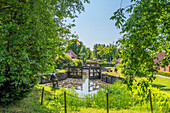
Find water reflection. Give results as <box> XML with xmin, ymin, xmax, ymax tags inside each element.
<box><xmin>58</xmin><ymin>71</ymin><xmax>109</xmax><ymax>97</ymax></box>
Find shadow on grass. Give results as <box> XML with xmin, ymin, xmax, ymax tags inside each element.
<box><xmin>150</xmin><ymin>83</ymin><xmax>170</xmax><ymax>92</ymax></box>
<box><xmin>160</xmin><ymin>88</ymin><xmax>170</xmax><ymax>91</ymax></box>
<box><xmin>150</xmin><ymin>83</ymin><xmax>166</xmax><ymax>88</ymax></box>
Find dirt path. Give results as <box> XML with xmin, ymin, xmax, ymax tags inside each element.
<box><xmin>155</xmin><ymin>75</ymin><xmax>170</xmax><ymax>79</ymax></box>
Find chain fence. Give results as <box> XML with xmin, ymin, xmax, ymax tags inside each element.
<box><xmin>39</xmin><ymin>87</ymin><xmax>153</xmax><ymax>113</ymax></box>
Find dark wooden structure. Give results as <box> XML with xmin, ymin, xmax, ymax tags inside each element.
<box><xmin>39</xmin><ymin>72</ymin><xmax>67</xmax><ymax>84</ymax></box>
<box><xmin>101</xmin><ymin>74</ymin><xmax>124</xmax><ymax>84</ymax></box>
<box><xmin>67</xmin><ymin>64</ymin><xmax>102</xmax><ymax>79</ymax></box>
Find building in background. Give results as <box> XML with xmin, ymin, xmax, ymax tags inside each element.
<box><xmin>66</xmin><ymin>50</ymin><xmax>78</xmax><ymax>59</ymax></box>
<box><xmin>154</xmin><ymin>54</ymin><xmax>170</xmax><ymax>72</ymax></box>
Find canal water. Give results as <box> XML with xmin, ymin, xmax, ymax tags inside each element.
<box><xmin>58</xmin><ymin>70</ymin><xmax>109</xmax><ymax>97</ymax></box>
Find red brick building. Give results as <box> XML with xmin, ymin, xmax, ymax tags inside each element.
<box><xmin>154</xmin><ymin>54</ymin><xmax>170</xmax><ymax>72</ymax></box>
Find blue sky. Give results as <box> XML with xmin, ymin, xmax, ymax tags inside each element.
<box><xmin>70</xmin><ymin>0</ymin><xmax>132</xmax><ymax>50</ymax></box>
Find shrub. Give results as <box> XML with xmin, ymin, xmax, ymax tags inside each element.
<box><xmin>72</xmin><ymin>59</ymin><xmax>83</xmax><ymax>67</ymax></box>
<box><xmin>0</xmin><ymin>72</ymin><xmax>38</xmax><ymax>105</ymax></box>
<box><xmin>86</xmin><ymin>61</ymin><xmax>98</xmax><ymax>64</ymax></box>
<box><xmin>55</xmin><ymin>54</ymin><xmax>75</xmax><ymax>69</ymax></box>
<box><xmin>101</xmin><ymin>62</ymin><xmax>115</xmax><ymax>67</ymax></box>
<box><xmin>157</xmin><ymin>70</ymin><xmax>170</xmax><ymax>77</ymax></box>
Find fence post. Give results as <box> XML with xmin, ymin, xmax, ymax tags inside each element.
<box><xmin>40</xmin><ymin>76</ymin><xmax>43</xmax><ymax>84</ymax></box>
<box><xmin>149</xmin><ymin>89</ymin><xmax>153</xmax><ymax>113</ymax></box>
<box><xmin>89</xmin><ymin>66</ymin><xmax>91</xmax><ymax>78</ymax></box>
<box><xmin>64</xmin><ymin>91</ymin><xmax>67</xmax><ymax>113</ymax></box>
<box><xmin>81</xmin><ymin>66</ymin><xmax>83</xmax><ymax>79</ymax></box>
<box><xmin>68</xmin><ymin>64</ymin><xmax>70</xmax><ymax>77</ymax></box>
<box><xmin>41</xmin><ymin>87</ymin><xmax>44</xmax><ymax>105</ymax></box>
<box><xmin>99</xmin><ymin>64</ymin><xmax>102</xmax><ymax>79</ymax></box>
<box><xmin>107</xmin><ymin>92</ymin><xmax>109</xmax><ymax>113</ymax></box>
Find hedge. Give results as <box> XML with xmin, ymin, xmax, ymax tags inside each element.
<box><xmin>86</xmin><ymin>61</ymin><xmax>98</xmax><ymax>64</ymax></box>
<box><xmin>157</xmin><ymin>70</ymin><xmax>170</xmax><ymax>77</ymax></box>
<box><xmin>101</xmin><ymin>63</ymin><xmax>115</xmax><ymax>67</ymax></box>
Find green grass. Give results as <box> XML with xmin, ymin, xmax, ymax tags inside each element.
<box><xmin>102</xmin><ymin>67</ymin><xmax>124</xmax><ymax>77</ymax></box>
<box><xmin>1</xmin><ymin>82</ymin><xmax>169</xmax><ymax>113</ymax></box>
<box><xmin>56</xmin><ymin>69</ymin><xmax>67</xmax><ymax>73</ymax></box>
<box><xmin>150</xmin><ymin>76</ymin><xmax>170</xmax><ymax>94</ymax></box>
<box><xmin>0</xmin><ymin>84</ymin><xmax>150</xmax><ymax>113</ymax></box>
<box><xmin>103</xmin><ymin>67</ymin><xmax>170</xmax><ymax>94</ymax></box>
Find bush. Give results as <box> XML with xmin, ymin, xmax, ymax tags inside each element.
<box><xmin>101</xmin><ymin>62</ymin><xmax>115</xmax><ymax>67</ymax></box>
<box><xmin>72</xmin><ymin>59</ymin><xmax>83</xmax><ymax>67</ymax></box>
<box><xmin>0</xmin><ymin>72</ymin><xmax>38</xmax><ymax>105</ymax></box>
<box><xmin>86</xmin><ymin>61</ymin><xmax>98</xmax><ymax>64</ymax></box>
<box><xmin>157</xmin><ymin>70</ymin><xmax>170</xmax><ymax>77</ymax></box>
<box><xmin>55</xmin><ymin>54</ymin><xmax>75</xmax><ymax>69</ymax></box>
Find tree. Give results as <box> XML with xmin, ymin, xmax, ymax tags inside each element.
<box><xmin>111</xmin><ymin>0</ymin><xmax>170</xmax><ymax>90</ymax></box>
<box><xmin>65</xmin><ymin>39</ymin><xmax>84</xmax><ymax>57</ymax></box>
<box><xmin>93</xmin><ymin>43</ymin><xmax>118</xmax><ymax>62</ymax></box>
<box><xmin>0</xmin><ymin>0</ymin><xmax>89</xmax><ymax>105</ymax></box>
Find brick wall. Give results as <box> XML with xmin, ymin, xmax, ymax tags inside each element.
<box><xmin>160</xmin><ymin>65</ymin><xmax>170</xmax><ymax>72</ymax></box>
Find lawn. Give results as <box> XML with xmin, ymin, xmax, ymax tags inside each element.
<box><xmin>103</xmin><ymin>67</ymin><xmax>170</xmax><ymax>94</ymax></box>
<box><xmin>102</xmin><ymin>67</ymin><xmax>124</xmax><ymax>77</ymax></box>
<box><xmin>0</xmin><ymin>84</ymin><xmax>150</xmax><ymax>113</ymax></box>
<box><xmin>1</xmin><ymin>83</ymin><xmax>169</xmax><ymax>113</ymax></box>
<box><xmin>1</xmin><ymin>67</ymin><xmax>169</xmax><ymax>112</ymax></box>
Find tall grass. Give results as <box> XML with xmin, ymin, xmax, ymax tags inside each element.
<box><xmin>1</xmin><ymin>80</ymin><xmax>169</xmax><ymax>113</ymax></box>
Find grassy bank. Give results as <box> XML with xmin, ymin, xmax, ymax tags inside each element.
<box><xmin>1</xmin><ymin>80</ymin><xmax>169</xmax><ymax>113</ymax></box>
<box><xmin>103</xmin><ymin>67</ymin><xmax>170</xmax><ymax>94</ymax></box>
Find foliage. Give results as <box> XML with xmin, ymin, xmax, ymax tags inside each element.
<box><xmin>55</xmin><ymin>54</ymin><xmax>83</xmax><ymax>69</ymax></box>
<box><xmin>65</xmin><ymin>39</ymin><xmax>92</xmax><ymax>62</ymax></box>
<box><xmin>93</xmin><ymin>43</ymin><xmax>119</xmax><ymax>62</ymax></box>
<box><xmin>101</xmin><ymin>62</ymin><xmax>115</xmax><ymax>67</ymax></box>
<box><xmin>55</xmin><ymin>54</ymin><xmax>75</xmax><ymax>69</ymax></box>
<box><xmin>85</xmin><ymin>61</ymin><xmax>114</xmax><ymax>67</ymax></box>
<box><xmin>0</xmin><ymin>0</ymin><xmax>89</xmax><ymax>105</ymax></box>
<box><xmin>72</xmin><ymin>59</ymin><xmax>83</xmax><ymax>67</ymax></box>
<box><xmin>111</xmin><ymin>0</ymin><xmax>170</xmax><ymax>90</ymax></box>
<box><xmin>86</xmin><ymin>61</ymin><xmax>98</xmax><ymax>64</ymax></box>
<box><xmin>157</xmin><ymin>70</ymin><xmax>170</xmax><ymax>77</ymax></box>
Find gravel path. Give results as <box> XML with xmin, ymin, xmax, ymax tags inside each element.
<box><xmin>155</xmin><ymin>75</ymin><xmax>170</xmax><ymax>79</ymax></box>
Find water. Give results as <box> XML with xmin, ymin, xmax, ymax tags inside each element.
<box><xmin>58</xmin><ymin>71</ymin><xmax>108</xmax><ymax>97</ymax></box>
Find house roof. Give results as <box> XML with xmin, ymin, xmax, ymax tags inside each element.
<box><xmin>154</xmin><ymin>54</ymin><xmax>165</xmax><ymax>63</ymax></box>
<box><xmin>66</xmin><ymin>50</ymin><xmax>78</xmax><ymax>58</ymax></box>
<box><xmin>116</xmin><ymin>58</ymin><xmax>122</xmax><ymax>62</ymax></box>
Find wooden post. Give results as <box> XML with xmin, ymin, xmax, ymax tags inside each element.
<box><xmin>93</xmin><ymin>67</ymin><xmax>94</xmax><ymax>78</ymax></box>
<box><xmin>89</xmin><ymin>66</ymin><xmax>91</xmax><ymax>78</ymax></box>
<box><xmin>40</xmin><ymin>76</ymin><xmax>43</xmax><ymax>84</ymax></box>
<box><xmin>99</xmin><ymin>64</ymin><xmax>101</xmax><ymax>79</ymax></box>
<box><xmin>107</xmin><ymin>92</ymin><xmax>109</xmax><ymax>113</ymax></box>
<box><xmin>149</xmin><ymin>89</ymin><xmax>153</xmax><ymax>113</ymax></box>
<box><xmin>64</xmin><ymin>91</ymin><xmax>67</xmax><ymax>113</ymax></box>
<box><xmin>41</xmin><ymin>87</ymin><xmax>44</xmax><ymax>105</ymax></box>
<box><xmin>81</xmin><ymin>66</ymin><xmax>83</xmax><ymax>79</ymax></box>
<box><xmin>68</xmin><ymin>64</ymin><xmax>70</xmax><ymax>77</ymax></box>
<box><xmin>76</xmin><ymin>68</ymin><xmax>78</xmax><ymax>77</ymax></box>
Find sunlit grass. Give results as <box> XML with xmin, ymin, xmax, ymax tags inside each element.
<box><xmin>56</xmin><ymin>69</ymin><xmax>67</xmax><ymax>73</ymax></box>
<box><xmin>103</xmin><ymin>67</ymin><xmax>170</xmax><ymax>94</ymax></box>
<box><xmin>102</xmin><ymin>67</ymin><xmax>124</xmax><ymax>77</ymax></box>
